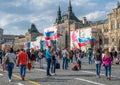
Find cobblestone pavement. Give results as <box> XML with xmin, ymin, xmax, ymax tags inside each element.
<box><xmin>0</xmin><ymin>57</ymin><xmax>120</xmax><ymax>85</ymax></box>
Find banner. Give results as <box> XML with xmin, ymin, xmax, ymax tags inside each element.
<box><xmin>44</xmin><ymin>26</ymin><xmax>62</xmax><ymax>40</ymax></box>
<box><xmin>70</xmin><ymin>27</ymin><xmax>98</xmax><ymax>51</ymax></box>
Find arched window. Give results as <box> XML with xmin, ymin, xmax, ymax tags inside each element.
<box><xmin>111</xmin><ymin>24</ymin><xmax>115</xmax><ymax>29</ymax></box>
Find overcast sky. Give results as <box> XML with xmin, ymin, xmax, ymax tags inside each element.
<box><xmin>0</xmin><ymin>0</ymin><xmax>118</xmax><ymax>35</ymax></box>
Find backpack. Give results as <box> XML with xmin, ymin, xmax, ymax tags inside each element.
<box><xmin>5</xmin><ymin>53</ymin><xmax>10</xmax><ymax>64</ymax></box>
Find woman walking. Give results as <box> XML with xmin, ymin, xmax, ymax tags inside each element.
<box><xmin>102</xmin><ymin>49</ymin><xmax>113</xmax><ymax>80</ymax></box>
<box><xmin>94</xmin><ymin>48</ymin><xmax>102</xmax><ymax>78</ymax></box>
<box><xmin>51</xmin><ymin>48</ymin><xmax>56</xmax><ymax>75</ymax></box>
<box><xmin>5</xmin><ymin>48</ymin><xmax>16</xmax><ymax>82</ymax></box>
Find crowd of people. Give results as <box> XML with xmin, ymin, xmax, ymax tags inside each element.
<box><xmin>0</xmin><ymin>46</ymin><xmax>120</xmax><ymax>82</ymax></box>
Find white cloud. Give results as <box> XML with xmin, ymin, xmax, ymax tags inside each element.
<box><xmin>0</xmin><ymin>13</ymin><xmax>23</xmax><ymax>27</ymax></box>
<box><xmin>10</xmin><ymin>1</ymin><xmax>22</xmax><ymax>7</ymax></box>
<box><xmin>0</xmin><ymin>0</ymin><xmax>118</xmax><ymax>35</ymax></box>
<box><xmin>0</xmin><ymin>13</ymin><xmax>14</xmax><ymax>26</ymax></box>
<box><xmin>85</xmin><ymin>11</ymin><xmax>107</xmax><ymax>21</ymax></box>
<box><xmin>105</xmin><ymin>2</ymin><xmax>117</xmax><ymax>13</ymax></box>
<box><xmin>72</xmin><ymin>0</ymin><xmax>91</xmax><ymax>6</ymax></box>
<box><xmin>4</xmin><ymin>27</ymin><xmax>27</xmax><ymax>35</ymax></box>
<box><xmin>29</xmin><ymin>0</ymin><xmax>58</xmax><ymax>9</ymax></box>
<box><xmin>0</xmin><ymin>19</ymin><xmax>8</xmax><ymax>27</ymax></box>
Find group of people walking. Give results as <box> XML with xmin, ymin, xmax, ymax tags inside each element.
<box><xmin>89</xmin><ymin>47</ymin><xmax>120</xmax><ymax>80</ymax></box>
<box><xmin>0</xmin><ymin>48</ymin><xmax>44</xmax><ymax>82</ymax></box>
<box><xmin>0</xmin><ymin>48</ymin><xmax>28</xmax><ymax>82</ymax></box>
<box><xmin>0</xmin><ymin>46</ymin><xmax>120</xmax><ymax>82</ymax></box>
<box><xmin>94</xmin><ymin>48</ymin><xmax>113</xmax><ymax>80</ymax></box>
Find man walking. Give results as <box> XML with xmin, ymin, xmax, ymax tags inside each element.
<box><xmin>17</xmin><ymin>49</ymin><xmax>28</xmax><ymax>80</ymax></box>
<box><xmin>46</xmin><ymin>46</ymin><xmax>52</xmax><ymax>76</ymax></box>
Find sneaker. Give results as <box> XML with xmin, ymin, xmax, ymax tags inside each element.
<box><xmin>9</xmin><ymin>79</ymin><xmax>11</xmax><ymax>82</ymax></box>
<box><xmin>96</xmin><ymin>75</ymin><xmax>100</xmax><ymax>78</ymax></box>
<box><xmin>51</xmin><ymin>73</ymin><xmax>55</xmax><ymax>76</ymax></box>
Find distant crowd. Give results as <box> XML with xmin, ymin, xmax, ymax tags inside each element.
<box><xmin>0</xmin><ymin>46</ymin><xmax>120</xmax><ymax>82</ymax></box>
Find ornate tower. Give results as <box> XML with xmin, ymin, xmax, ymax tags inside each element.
<box><xmin>28</xmin><ymin>24</ymin><xmax>39</xmax><ymax>33</ymax></box>
<box><xmin>55</xmin><ymin>5</ymin><xmax>62</xmax><ymax>24</ymax></box>
<box><xmin>27</xmin><ymin>24</ymin><xmax>41</xmax><ymax>41</ymax></box>
<box><xmin>117</xmin><ymin>1</ymin><xmax>120</xmax><ymax>8</ymax></box>
<box><xmin>68</xmin><ymin>0</ymin><xmax>72</xmax><ymax>20</ymax></box>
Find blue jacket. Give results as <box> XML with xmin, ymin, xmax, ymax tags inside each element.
<box><xmin>46</xmin><ymin>49</ymin><xmax>52</xmax><ymax>59</ymax></box>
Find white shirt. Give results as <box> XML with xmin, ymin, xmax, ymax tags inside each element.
<box><xmin>62</xmin><ymin>49</ymin><xmax>68</xmax><ymax>57</ymax></box>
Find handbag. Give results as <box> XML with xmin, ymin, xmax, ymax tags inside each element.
<box><xmin>5</xmin><ymin>53</ymin><xmax>10</xmax><ymax>64</ymax></box>
<box><xmin>27</xmin><ymin>62</ymin><xmax>32</xmax><ymax>70</ymax></box>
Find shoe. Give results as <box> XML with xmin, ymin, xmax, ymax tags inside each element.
<box><xmin>51</xmin><ymin>73</ymin><xmax>55</xmax><ymax>76</ymax></box>
<box><xmin>96</xmin><ymin>75</ymin><xmax>100</xmax><ymax>78</ymax></box>
<box><xmin>47</xmin><ymin>74</ymin><xmax>52</xmax><ymax>76</ymax></box>
<box><xmin>21</xmin><ymin>76</ymin><xmax>25</xmax><ymax>80</ymax></box>
<box><xmin>22</xmin><ymin>77</ymin><xmax>25</xmax><ymax>80</ymax></box>
<box><xmin>107</xmin><ymin>77</ymin><xmax>111</xmax><ymax>80</ymax></box>
<box><xmin>106</xmin><ymin>77</ymin><xmax>110</xmax><ymax>80</ymax></box>
<box><xmin>9</xmin><ymin>79</ymin><xmax>11</xmax><ymax>82</ymax></box>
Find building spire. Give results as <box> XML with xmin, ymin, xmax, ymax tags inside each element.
<box><xmin>117</xmin><ymin>1</ymin><xmax>120</xmax><ymax>8</ymax></box>
<box><xmin>68</xmin><ymin>0</ymin><xmax>72</xmax><ymax>20</ymax></box>
<box><xmin>68</xmin><ymin>0</ymin><xmax>72</xmax><ymax>12</ymax></box>
<box><xmin>55</xmin><ymin>5</ymin><xmax>62</xmax><ymax>24</ymax></box>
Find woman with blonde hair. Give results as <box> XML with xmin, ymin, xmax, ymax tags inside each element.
<box><xmin>102</xmin><ymin>48</ymin><xmax>113</xmax><ymax>80</ymax></box>
<box><xmin>5</xmin><ymin>48</ymin><xmax>16</xmax><ymax>82</ymax></box>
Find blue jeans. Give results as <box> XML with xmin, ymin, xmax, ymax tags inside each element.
<box><xmin>46</xmin><ymin>58</ymin><xmax>51</xmax><ymax>75</ymax></box>
<box><xmin>104</xmin><ymin>65</ymin><xmax>111</xmax><ymax>77</ymax></box>
<box><xmin>6</xmin><ymin>62</ymin><xmax>14</xmax><ymax>79</ymax></box>
<box><xmin>20</xmin><ymin>65</ymin><xmax>26</xmax><ymax>77</ymax></box>
<box><xmin>88</xmin><ymin>56</ymin><xmax>92</xmax><ymax>64</ymax></box>
<box><xmin>96</xmin><ymin>63</ymin><xmax>101</xmax><ymax>76</ymax></box>
<box><xmin>51</xmin><ymin>60</ymin><xmax>56</xmax><ymax>73</ymax></box>
<box><xmin>62</xmin><ymin>57</ymin><xmax>68</xmax><ymax>70</ymax></box>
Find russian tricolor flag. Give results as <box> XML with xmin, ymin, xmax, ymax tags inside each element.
<box><xmin>44</xmin><ymin>31</ymin><xmax>54</xmax><ymax>40</ymax></box>
<box><xmin>77</xmin><ymin>37</ymin><xmax>91</xmax><ymax>47</ymax></box>
<box><xmin>77</xmin><ymin>37</ymin><xmax>98</xmax><ymax>47</ymax></box>
<box><xmin>44</xmin><ymin>31</ymin><xmax>62</xmax><ymax>40</ymax></box>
